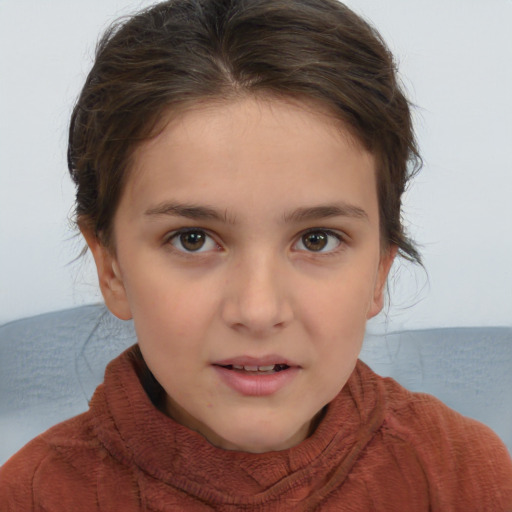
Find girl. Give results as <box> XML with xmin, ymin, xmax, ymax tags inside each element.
<box><xmin>1</xmin><ymin>0</ymin><xmax>511</xmax><ymax>510</ymax></box>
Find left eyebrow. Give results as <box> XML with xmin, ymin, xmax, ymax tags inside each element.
<box><xmin>282</xmin><ymin>203</ymin><xmax>369</xmax><ymax>223</ymax></box>
<box><xmin>144</xmin><ymin>201</ymin><xmax>234</xmax><ymax>223</ymax></box>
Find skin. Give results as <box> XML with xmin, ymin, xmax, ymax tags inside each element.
<box><xmin>84</xmin><ymin>96</ymin><xmax>396</xmax><ymax>453</ymax></box>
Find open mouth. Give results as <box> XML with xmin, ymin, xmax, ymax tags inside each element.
<box><xmin>216</xmin><ymin>364</ymin><xmax>290</xmax><ymax>374</ymax></box>
<box><xmin>213</xmin><ymin>361</ymin><xmax>298</xmax><ymax>395</ymax></box>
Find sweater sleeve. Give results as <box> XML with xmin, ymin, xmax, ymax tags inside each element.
<box><xmin>384</xmin><ymin>389</ymin><xmax>512</xmax><ymax>511</ymax></box>
<box><xmin>0</xmin><ymin>415</ymin><xmax>104</xmax><ymax>512</ymax></box>
<box><xmin>0</xmin><ymin>437</ymin><xmax>105</xmax><ymax>512</ymax></box>
<box><xmin>0</xmin><ymin>436</ymin><xmax>49</xmax><ymax>511</ymax></box>
<box><xmin>0</xmin><ymin>416</ymin><xmax>142</xmax><ymax>512</ymax></box>
<box><xmin>431</xmin><ymin>414</ymin><xmax>512</xmax><ymax>511</ymax></box>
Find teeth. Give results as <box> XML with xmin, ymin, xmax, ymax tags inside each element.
<box><xmin>257</xmin><ymin>365</ymin><xmax>275</xmax><ymax>372</ymax></box>
<box><xmin>229</xmin><ymin>364</ymin><xmax>282</xmax><ymax>372</ymax></box>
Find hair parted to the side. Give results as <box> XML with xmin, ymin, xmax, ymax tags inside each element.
<box><xmin>68</xmin><ymin>0</ymin><xmax>422</xmax><ymax>263</ymax></box>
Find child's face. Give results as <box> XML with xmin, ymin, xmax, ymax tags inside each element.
<box><xmin>88</xmin><ymin>97</ymin><xmax>395</xmax><ymax>453</ymax></box>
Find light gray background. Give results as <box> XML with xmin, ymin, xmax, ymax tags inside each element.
<box><xmin>1</xmin><ymin>0</ymin><xmax>511</xmax><ymax>331</ymax></box>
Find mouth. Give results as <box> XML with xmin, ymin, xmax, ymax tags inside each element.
<box><xmin>212</xmin><ymin>357</ymin><xmax>299</xmax><ymax>396</ymax></box>
<box><xmin>215</xmin><ymin>363</ymin><xmax>290</xmax><ymax>374</ymax></box>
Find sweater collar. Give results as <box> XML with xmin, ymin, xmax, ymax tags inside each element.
<box><xmin>90</xmin><ymin>345</ymin><xmax>385</xmax><ymax>507</ymax></box>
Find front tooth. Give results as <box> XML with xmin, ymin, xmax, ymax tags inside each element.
<box><xmin>232</xmin><ymin>365</ymin><xmax>244</xmax><ymax>370</ymax></box>
<box><xmin>243</xmin><ymin>365</ymin><xmax>259</xmax><ymax>371</ymax></box>
<box><xmin>258</xmin><ymin>365</ymin><xmax>275</xmax><ymax>372</ymax></box>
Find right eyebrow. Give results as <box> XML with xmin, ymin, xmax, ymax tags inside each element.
<box><xmin>282</xmin><ymin>203</ymin><xmax>369</xmax><ymax>223</ymax></box>
<box><xmin>144</xmin><ymin>201</ymin><xmax>234</xmax><ymax>223</ymax></box>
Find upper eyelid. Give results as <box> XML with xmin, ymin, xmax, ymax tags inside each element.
<box><xmin>166</xmin><ymin>228</ymin><xmax>221</xmax><ymax>254</ymax></box>
<box><xmin>166</xmin><ymin>226</ymin><xmax>215</xmax><ymax>240</ymax></box>
<box><xmin>297</xmin><ymin>227</ymin><xmax>346</xmax><ymax>241</ymax></box>
<box><xmin>163</xmin><ymin>226</ymin><xmax>347</xmax><ymax>248</ymax></box>
<box><xmin>292</xmin><ymin>228</ymin><xmax>346</xmax><ymax>253</ymax></box>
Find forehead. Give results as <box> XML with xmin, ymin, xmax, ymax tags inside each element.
<box><xmin>120</xmin><ymin>96</ymin><xmax>378</xmax><ymax>224</ymax></box>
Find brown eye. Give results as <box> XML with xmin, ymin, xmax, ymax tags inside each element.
<box><xmin>302</xmin><ymin>232</ymin><xmax>328</xmax><ymax>251</ymax></box>
<box><xmin>180</xmin><ymin>231</ymin><xmax>205</xmax><ymax>251</ymax></box>
<box><xmin>296</xmin><ymin>230</ymin><xmax>342</xmax><ymax>253</ymax></box>
<box><xmin>170</xmin><ymin>230</ymin><xmax>217</xmax><ymax>253</ymax></box>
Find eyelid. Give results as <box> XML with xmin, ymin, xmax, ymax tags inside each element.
<box><xmin>163</xmin><ymin>226</ymin><xmax>347</xmax><ymax>255</ymax></box>
<box><xmin>292</xmin><ymin>228</ymin><xmax>346</xmax><ymax>253</ymax></box>
<box><xmin>166</xmin><ymin>227</ymin><xmax>221</xmax><ymax>254</ymax></box>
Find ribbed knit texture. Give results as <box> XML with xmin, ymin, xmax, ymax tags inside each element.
<box><xmin>1</xmin><ymin>345</ymin><xmax>511</xmax><ymax>511</ymax></box>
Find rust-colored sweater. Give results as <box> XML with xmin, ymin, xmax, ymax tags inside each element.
<box><xmin>1</xmin><ymin>346</ymin><xmax>511</xmax><ymax>511</ymax></box>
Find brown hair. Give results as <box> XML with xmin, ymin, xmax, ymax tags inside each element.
<box><xmin>68</xmin><ymin>0</ymin><xmax>421</xmax><ymax>262</ymax></box>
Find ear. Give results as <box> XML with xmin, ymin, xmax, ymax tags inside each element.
<box><xmin>367</xmin><ymin>244</ymin><xmax>398</xmax><ymax>319</ymax></box>
<box><xmin>81</xmin><ymin>228</ymin><xmax>133</xmax><ymax>321</ymax></box>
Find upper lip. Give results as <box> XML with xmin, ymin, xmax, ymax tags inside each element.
<box><xmin>213</xmin><ymin>355</ymin><xmax>299</xmax><ymax>367</ymax></box>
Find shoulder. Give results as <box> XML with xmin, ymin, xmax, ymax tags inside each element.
<box><xmin>0</xmin><ymin>359</ymin><xmax>143</xmax><ymax>512</ymax></box>
<box><xmin>378</xmin><ymin>374</ymin><xmax>512</xmax><ymax>509</ymax></box>
<box><xmin>0</xmin><ymin>412</ymin><xmax>107</xmax><ymax>511</ymax></box>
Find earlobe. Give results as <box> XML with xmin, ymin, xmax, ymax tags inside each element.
<box><xmin>367</xmin><ymin>245</ymin><xmax>398</xmax><ymax>319</ymax></box>
<box><xmin>80</xmin><ymin>228</ymin><xmax>133</xmax><ymax>321</ymax></box>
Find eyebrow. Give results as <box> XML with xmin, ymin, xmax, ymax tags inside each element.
<box><xmin>145</xmin><ymin>202</ymin><xmax>234</xmax><ymax>223</ymax></box>
<box><xmin>282</xmin><ymin>203</ymin><xmax>369</xmax><ymax>223</ymax></box>
<box><xmin>144</xmin><ymin>201</ymin><xmax>368</xmax><ymax>224</ymax></box>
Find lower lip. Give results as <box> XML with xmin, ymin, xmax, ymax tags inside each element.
<box><xmin>213</xmin><ymin>366</ymin><xmax>300</xmax><ymax>396</ymax></box>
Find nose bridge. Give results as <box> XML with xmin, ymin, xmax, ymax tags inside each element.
<box><xmin>222</xmin><ymin>249</ymin><xmax>292</xmax><ymax>334</ymax></box>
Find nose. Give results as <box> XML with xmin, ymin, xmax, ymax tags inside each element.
<box><xmin>220</xmin><ymin>252</ymin><xmax>293</xmax><ymax>336</ymax></box>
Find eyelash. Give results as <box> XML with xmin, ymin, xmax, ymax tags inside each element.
<box><xmin>165</xmin><ymin>227</ymin><xmax>346</xmax><ymax>256</ymax></box>
<box><xmin>166</xmin><ymin>228</ymin><xmax>220</xmax><ymax>255</ymax></box>
<box><xmin>293</xmin><ymin>229</ymin><xmax>344</xmax><ymax>254</ymax></box>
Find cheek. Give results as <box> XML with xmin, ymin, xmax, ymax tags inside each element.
<box><xmin>299</xmin><ymin>283</ymin><xmax>369</xmax><ymax>401</ymax></box>
<box><xmin>299</xmin><ymin>267</ymin><xmax>377</xmax><ymax>334</ymax></box>
<box><xmin>120</xmin><ymin>263</ymin><xmax>219</xmax><ymax>346</ymax></box>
